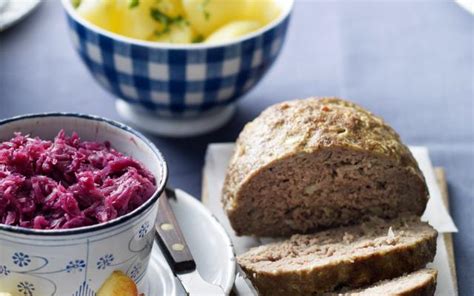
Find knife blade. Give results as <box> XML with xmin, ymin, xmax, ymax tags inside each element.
<box><xmin>155</xmin><ymin>187</ymin><xmax>225</xmax><ymax>295</ymax></box>
<box><xmin>235</xmin><ymin>264</ymin><xmax>259</xmax><ymax>296</ymax></box>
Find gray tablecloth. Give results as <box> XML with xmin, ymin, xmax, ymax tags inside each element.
<box><xmin>1</xmin><ymin>1</ymin><xmax>472</xmax><ymax>294</ymax></box>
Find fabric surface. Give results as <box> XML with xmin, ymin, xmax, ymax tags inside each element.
<box><xmin>0</xmin><ymin>1</ymin><xmax>472</xmax><ymax>294</ymax></box>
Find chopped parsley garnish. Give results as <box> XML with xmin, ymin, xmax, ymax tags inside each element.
<box><xmin>199</xmin><ymin>0</ymin><xmax>211</xmax><ymax>21</ymax></box>
<box><xmin>151</xmin><ymin>8</ymin><xmax>170</xmax><ymax>25</ymax></box>
<box><xmin>154</xmin><ymin>28</ymin><xmax>171</xmax><ymax>37</ymax></box>
<box><xmin>150</xmin><ymin>8</ymin><xmax>188</xmax><ymax>36</ymax></box>
<box><xmin>192</xmin><ymin>35</ymin><xmax>205</xmax><ymax>43</ymax></box>
<box><xmin>72</xmin><ymin>0</ymin><xmax>81</xmax><ymax>8</ymax></box>
<box><xmin>129</xmin><ymin>0</ymin><xmax>140</xmax><ymax>9</ymax></box>
<box><xmin>173</xmin><ymin>16</ymin><xmax>190</xmax><ymax>26</ymax></box>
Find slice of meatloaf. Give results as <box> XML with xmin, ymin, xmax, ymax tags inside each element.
<box><xmin>222</xmin><ymin>97</ymin><xmax>429</xmax><ymax>237</ymax></box>
<box><xmin>237</xmin><ymin>215</ymin><xmax>437</xmax><ymax>296</ymax></box>
<box><xmin>337</xmin><ymin>268</ymin><xmax>437</xmax><ymax>296</ymax></box>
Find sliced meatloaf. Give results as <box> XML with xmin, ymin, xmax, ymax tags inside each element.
<box><xmin>223</xmin><ymin>97</ymin><xmax>429</xmax><ymax>236</ymax></box>
<box><xmin>337</xmin><ymin>268</ymin><xmax>437</xmax><ymax>296</ymax></box>
<box><xmin>237</xmin><ymin>215</ymin><xmax>437</xmax><ymax>296</ymax></box>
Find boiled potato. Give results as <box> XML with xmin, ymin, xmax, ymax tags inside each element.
<box><xmin>114</xmin><ymin>0</ymin><xmax>158</xmax><ymax>40</ymax></box>
<box><xmin>148</xmin><ymin>1</ymin><xmax>196</xmax><ymax>43</ymax></box>
<box><xmin>77</xmin><ymin>0</ymin><xmax>156</xmax><ymax>39</ymax></box>
<box><xmin>244</xmin><ymin>0</ymin><xmax>281</xmax><ymax>25</ymax></box>
<box><xmin>75</xmin><ymin>0</ymin><xmax>280</xmax><ymax>44</ymax></box>
<box><xmin>181</xmin><ymin>0</ymin><xmax>248</xmax><ymax>36</ymax></box>
<box><xmin>153</xmin><ymin>0</ymin><xmax>185</xmax><ymax>18</ymax></box>
<box><xmin>76</xmin><ymin>0</ymin><xmax>118</xmax><ymax>33</ymax></box>
<box><xmin>97</xmin><ymin>270</ymin><xmax>139</xmax><ymax>296</ymax></box>
<box><xmin>205</xmin><ymin>20</ymin><xmax>261</xmax><ymax>44</ymax></box>
<box><xmin>149</xmin><ymin>21</ymin><xmax>196</xmax><ymax>44</ymax></box>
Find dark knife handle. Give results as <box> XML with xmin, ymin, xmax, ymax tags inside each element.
<box><xmin>155</xmin><ymin>188</ymin><xmax>196</xmax><ymax>273</ymax></box>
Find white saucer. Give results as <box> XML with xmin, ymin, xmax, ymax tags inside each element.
<box><xmin>0</xmin><ymin>0</ymin><xmax>41</xmax><ymax>31</ymax></box>
<box><xmin>139</xmin><ymin>189</ymin><xmax>236</xmax><ymax>295</ymax></box>
<box><xmin>116</xmin><ymin>100</ymin><xmax>236</xmax><ymax>137</ymax></box>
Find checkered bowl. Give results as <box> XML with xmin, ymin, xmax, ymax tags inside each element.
<box><xmin>61</xmin><ymin>0</ymin><xmax>293</xmax><ymax>121</ymax></box>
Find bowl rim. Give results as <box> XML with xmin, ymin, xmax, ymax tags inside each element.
<box><xmin>60</xmin><ymin>0</ymin><xmax>294</xmax><ymax>50</ymax></box>
<box><xmin>0</xmin><ymin>112</ymin><xmax>168</xmax><ymax>236</ymax></box>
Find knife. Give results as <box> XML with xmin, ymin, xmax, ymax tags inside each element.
<box><xmin>234</xmin><ymin>264</ymin><xmax>259</xmax><ymax>295</ymax></box>
<box><xmin>155</xmin><ymin>187</ymin><xmax>225</xmax><ymax>295</ymax></box>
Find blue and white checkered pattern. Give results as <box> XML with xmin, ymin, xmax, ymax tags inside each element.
<box><xmin>65</xmin><ymin>14</ymin><xmax>291</xmax><ymax>117</ymax></box>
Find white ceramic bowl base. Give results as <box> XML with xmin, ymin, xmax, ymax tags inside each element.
<box><xmin>116</xmin><ymin>100</ymin><xmax>236</xmax><ymax>137</ymax></box>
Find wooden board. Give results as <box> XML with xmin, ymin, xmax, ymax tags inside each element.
<box><xmin>202</xmin><ymin>167</ymin><xmax>458</xmax><ymax>294</ymax></box>
<box><xmin>435</xmin><ymin>168</ymin><xmax>458</xmax><ymax>294</ymax></box>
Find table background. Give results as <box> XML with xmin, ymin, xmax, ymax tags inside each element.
<box><xmin>1</xmin><ymin>0</ymin><xmax>472</xmax><ymax>294</ymax></box>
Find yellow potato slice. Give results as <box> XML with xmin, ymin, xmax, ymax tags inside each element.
<box><xmin>113</xmin><ymin>0</ymin><xmax>158</xmax><ymax>40</ymax></box>
<box><xmin>76</xmin><ymin>0</ymin><xmax>118</xmax><ymax>32</ymax></box>
<box><xmin>182</xmin><ymin>0</ymin><xmax>248</xmax><ymax>36</ymax></box>
<box><xmin>75</xmin><ymin>0</ymin><xmax>280</xmax><ymax>44</ymax></box>
<box><xmin>154</xmin><ymin>0</ymin><xmax>185</xmax><ymax>18</ymax></box>
<box><xmin>97</xmin><ymin>270</ymin><xmax>139</xmax><ymax>296</ymax></box>
<box><xmin>149</xmin><ymin>21</ymin><xmax>196</xmax><ymax>44</ymax></box>
<box><xmin>205</xmin><ymin>20</ymin><xmax>261</xmax><ymax>44</ymax></box>
<box><xmin>243</xmin><ymin>0</ymin><xmax>280</xmax><ymax>25</ymax></box>
<box><xmin>77</xmin><ymin>0</ymin><xmax>180</xmax><ymax>40</ymax></box>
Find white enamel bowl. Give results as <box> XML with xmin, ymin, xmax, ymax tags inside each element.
<box><xmin>0</xmin><ymin>113</ymin><xmax>168</xmax><ymax>296</ymax></box>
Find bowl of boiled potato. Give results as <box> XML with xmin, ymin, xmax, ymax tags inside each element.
<box><xmin>61</xmin><ymin>0</ymin><xmax>294</xmax><ymax>137</ymax></box>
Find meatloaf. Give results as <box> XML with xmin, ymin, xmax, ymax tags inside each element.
<box><xmin>223</xmin><ymin>97</ymin><xmax>428</xmax><ymax>236</ymax></box>
<box><xmin>237</xmin><ymin>215</ymin><xmax>437</xmax><ymax>296</ymax></box>
<box><xmin>337</xmin><ymin>268</ymin><xmax>437</xmax><ymax>296</ymax></box>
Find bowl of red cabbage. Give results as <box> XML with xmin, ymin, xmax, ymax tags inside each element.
<box><xmin>0</xmin><ymin>113</ymin><xmax>167</xmax><ymax>295</ymax></box>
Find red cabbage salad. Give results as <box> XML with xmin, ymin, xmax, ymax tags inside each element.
<box><xmin>0</xmin><ymin>130</ymin><xmax>157</xmax><ymax>230</ymax></box>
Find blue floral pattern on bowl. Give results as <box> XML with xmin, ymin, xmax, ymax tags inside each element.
<box><xmin>0</xmin><ymin>265</ymin><xmax>10</xmax><ymax>276</ymax></box>
<box><xmin>138</xmin><ymin>221</ymin><xmax>150</xmax><ymax>239</ymax></box>
<box><xmin>17</xmin><ymin>281</ymin><xmax>35</xmax><ymax>296</ymax></box>
<box><xmin>66</xmin><ymin>260</ymin><xmax>86</xmax><ymax>273</ymax></box>
<box><xmin>12</xmin><ymin>252</ymin><xmax>31</xmax><ymax>267</ymax></box>
<box><xmin>129</xmin><ymin>262</ymin><xmax>143</xmax><ymax>281</ymax></box>
<box><xmin>96</xmin><ymin>254</ymin><xmax>115</xmax><ymax>270</ymax></box>
<box><xmin>0</xmin><ymin>211</ymin><xmax>157</xmax><ymax>295</ymax></box>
